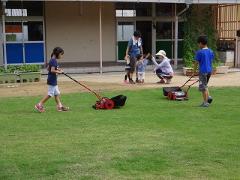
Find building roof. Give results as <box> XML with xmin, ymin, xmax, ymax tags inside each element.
<box><xmin>69</xmin><ymin>0</ymin><xmax>239</xmax><ymax>4</ymax></box>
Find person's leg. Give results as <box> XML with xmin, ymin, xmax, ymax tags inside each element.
<box><xmin>165</xmin><ymin>75</ymin><xmax>173</xmax><ymax>84</ymax></box>
<box><xmin>202</xmin><ymin>89</ymin><xmax>209</xmax><ymax>103</ymax></box>
<box><xmin>137</xmin><ymin>72</ymin><xmax>143</xmax><ymax>83</ymax></box>
<box><xmin>142</xmin><ymin>72</ymin><xmax>145</xmax><ymax>83</ymax></box>
<box><xmin>35</xmin><ymin>86</ymin><xmax>54</xmax><ymax>112</ymax></box>
<box><xmin>199</xmin><ymin>74</ymin><xmax>210</xmax><ymax>107</ymax></box>
<box><xmin>54</xmin><ymin>95</ymin><xmax>62</xmax><ymax>108</ymax></box>
<box><xmin>35</xmin><ymin>95</ymin><xmax>51</xmax><ymax>112</ymax></box>
<box><xmin>124</xmin><ymin>73</ymin><xmax>128</xmax><ymax>83</ymax></box>
<box><xmin>127</xmin><ymin>71</ymin><xmax>131</xmax><ymax>81</ymax></box>
<box><xmin>129</xmin><ymin>57</ymin><xmax>136</xmax><ymax>84</ymax></box>
<box><xmin>206</xmin><ymin>73</ymin><xmax>213</xmax><ymax>103</ymax></box>
<box><xmin>156</xmin><ymin>69</ymin><xmax>165</xmax><ymax>83</ymax></box>
<box><xmin>54</xmin><ymin>86</ymin><xmax>69</xmax><ymax>111</ymax></box>
<box><xmin>135</xmin><ymin>66</ymin><xmax>139</xmax><ymax>82</ymax></box>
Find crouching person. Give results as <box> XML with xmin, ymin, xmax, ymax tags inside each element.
<box><xmin>152</xmin><ymin>50</ymin><xmax>174</xmax><ymax>84</ymax></box>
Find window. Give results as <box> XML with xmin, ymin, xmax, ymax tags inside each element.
<box><xmin>116</xmin><ymin>3</ymin><xmax>152</xmax><ymax>17</ymax></box>
<box><xmin>156</xmin><ymin>22</ymin><xmax>172</xmax><ymax>39</ymax></box>
<box><xmin>116</xmin><ymin>10</ymin><xmax>136</xmax><ymax>17</ymax></box>
<box><xmin>5</xmin><ymin>22</ymin><xmax>23</xmax><ymax>42</ymax></box>
<box><xmin>117</xmin><ymin>22</ymin><xmax>134</xmax><ymax>41</ymax></box>
<box><xmin>178</xmin><ymin>22</ymin><xmax>184</xmax><ymax>39</ymax></box>
<box><xmin>23</xmin><ymin>22</ymin><xmax>43</xmax><ymax>41</ymax></box>
<box><xmin>156</xmin><ymin>3</ymin><xmax>173</xmax><ymax>17</ymax></box>
<box><xmin>6</xmin><ymin>1</ymin><xmax>43</xmax><ymax>16</ymax></box>
<box><xmin>135</xmin><ymin>3</ymin><xmax>152</xmax><ymax>17</ymax></box>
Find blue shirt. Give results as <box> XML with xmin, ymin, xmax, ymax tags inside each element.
<box><xmin>47</xmin><ymin>58</ymin><xmax>59</xmax><ymax>86</ymax></box>
<box><xmin>137</xmin><ymin>59</ymin><xmax>148</xmax><ymax>73</ymax></box>
<box><xmin>195</xmin><ymin>48</ymin><xmax>214</xmax><ymax>74</ymax></box>
<box><xmin>128</xmin><ymin>37</ymin><xmax>142</xmax><ymax>58</ymax></box>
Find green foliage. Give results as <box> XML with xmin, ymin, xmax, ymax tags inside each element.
<box><xmin>183</xmin><ymin>5</ymin><xmax>220</xmax><ymax>67</ymax></box>
<box><xmin>0</xmin><ymin>65</ymin><xmax>41</xmax><ymax>74</ymax></box>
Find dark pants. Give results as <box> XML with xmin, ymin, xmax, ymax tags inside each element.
<box><xmin>129</xmin><ymin>57</ymin><xmax>136</xmax><ymax>73</ymax></box>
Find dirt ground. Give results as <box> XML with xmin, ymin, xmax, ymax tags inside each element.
<box><xmin>0</xmin><ymin>71</ymin><xmax>239</xmax><ymax>98</ymax></box>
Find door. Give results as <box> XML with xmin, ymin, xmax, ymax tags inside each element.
<box><xmin>117</xmin><ymin>21</ymin><xmax>135</xmax><ymax>61</ymax></box>
<box><xmin>136</xmin><ymin>21</ymin><xmax>152</xmax><ymax>54</ymax></box>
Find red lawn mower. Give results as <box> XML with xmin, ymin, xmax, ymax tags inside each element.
<box><xmin>63</xmin><ymin>73</ymin><xmax>127</xmax><ymax>110</ymax></box>
<box><xmin>163</xmin><ymin>75</ymin><xmax>199</xmax><ymax>101</ymax></box>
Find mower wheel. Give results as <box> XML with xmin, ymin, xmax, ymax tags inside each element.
<box><xmin>104</xmin><ymin>99</ymin><xmax>115</xmax><ymax>110</ymax></box>
<box><xmin>167</xmin><ymin>92</ymin><xmax>173</xmax><ymax>100</ymax></box>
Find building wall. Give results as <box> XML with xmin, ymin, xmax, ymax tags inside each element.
<box><xmin>0</xmin><ymin>5</ymin><xmax>3</xmax><ymax>66</ymax></box>
<box><xmin>45</xmin><ymin>2</ymin><xmax>116</xmax><ymax>63</ymax></box>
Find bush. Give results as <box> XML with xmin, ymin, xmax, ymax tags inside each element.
<box><xmin>0</xmin><ymin>65</ymin><xmax>41</xmax><ymax>74</ymax></box>
<box><xmin>183</xmin><ymin>5</ymin><xmax>220</xmax><ymax>67</ymax></box>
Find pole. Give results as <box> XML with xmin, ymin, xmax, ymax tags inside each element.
<box><xmin>99</xmin><ymin>2</ymin><xmax>103</xmax><ymax>74</ymax></box>
<box><xmin>2</xmin><ymin>2</ymin><xmax>7</xmax><ymax>70</ymax></box>
<box><xmin>21</xmin><ymin>0</ymin><xmax>25</xmax><ymax>64</ymax></box>
<box><xmin>174</xmin><ymin>14</ymin><xmax>178</xmax><ymax>69</ymax></box>
<box><xmin>174</xmin><ymin>3</ymin><xmax>190</xmax><ymax>69</ymax></box>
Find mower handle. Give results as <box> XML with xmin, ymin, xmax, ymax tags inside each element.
<box><xmin>63</xmin><ymin>73</ymin><xmax>102</xmax><ymax>100</ymax></box>
<box><xmin>180</xmin><ymin>75</ymin><xmax>198</xmax><ymax>88</ymax></box>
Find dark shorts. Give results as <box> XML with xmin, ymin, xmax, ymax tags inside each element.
<box><xmin>199</xmin><ymin>73</ymin><xmax>211</xmax><ymax>92</ymax></box>
<box><xmin>129</xmin><ymin>57</ymin><xmax>136</xmax><ymax>73</ymax></box>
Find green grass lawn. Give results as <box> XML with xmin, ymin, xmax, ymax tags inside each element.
<box><xmin>0</xmin><ymin>87</ymin><xmax>240</xmax><ymax>179</ymax></box>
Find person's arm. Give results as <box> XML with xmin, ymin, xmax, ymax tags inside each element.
<box><xmin>50</xmin><ymin>66</ymin><xmax>63</xmax><ymax>74</ymax></box>
<box><xmin>140</xmin><ymin>46</ymin><xmax>143</xmax><ymax>56</ymax></box>
<box><xmin>145</xmin><ymin>53</ymin><xmax>151</xmax><ymax>59</ymax></box>
<box><xmin>49</xmin><ymin>60</ymin><xmax>63</xmax><ymax>74</ymax></box>
<box><xmin>193</xmin><ymin>50</ymin><xmax>200</xmax><ymax>75</ymax></box>
<box><xmin>193</xmin><ymin>61</ymin><xmax>198</xmax><ymax>75</ymax></box>
<box><xmin>125</xmin><ymin>39</ymin><xmax>132</xmax><ymax>59</ymax></box>
<box><xmin>151</xmin><ymin>56</ymin><xmax>159</xmax><ymax>67</ymax></box>
<box><xmin>125</xmin><ymin>47</ymin><xmax>130</xmax><ymax>58</ymax></box>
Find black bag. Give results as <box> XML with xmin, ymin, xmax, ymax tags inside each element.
<box><xmin>111</xmin><ymin>95</ymin><xmax>127</xmax><ymax>108</ymax></box>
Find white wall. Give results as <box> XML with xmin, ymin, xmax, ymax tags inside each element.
<box><xmin>45</xmin><ymin>2</ymin><xmax>116</xmax><ymax>63</ymax></box>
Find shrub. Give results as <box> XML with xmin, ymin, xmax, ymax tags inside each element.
<box><xmin>0</xmin><ymin>65</ymin><xmax>41</xmax><ymax>74</ymax></box>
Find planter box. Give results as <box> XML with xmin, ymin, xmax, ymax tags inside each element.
<box><xmin>19</xmin><ymin>72</ymin><xmax>41</xmax><ymax>83</ymax></box>
<box><xmin>0</xmin><ymin>73</ymin><xmax>18</xmax><ymax>84</ymax></box>
<box><xmin>216</xmin><ymin>66</ymin><xmax>229</xmax><ymax>74</ymax></box>
<box><xmin>183</xmin><ymin>67</ymin><xmax>198</xmax><ymax>76</ymax></box>
<box><xmin>212</xmin><ymin>69</ymin><xmax>217</xmax><ymax>75</ymax></box>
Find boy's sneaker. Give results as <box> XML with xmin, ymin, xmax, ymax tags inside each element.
<box><xmin>208</xmin><ymin>96</ymin><xmax>213</xmax><ymax>104</ymax></box>
<box><xmin>124</xmin><ymin>80</ymin><xmax>128</xmax><ymax>84</ymax></box>
<box><xmin>57</xmin><ymin>106</ymin><xmax>69</xmax><ymax>112</ymax></box>
<box><xmin>199</xmin><ymin>102</ymin><xmax>210</xmax><ymax>107</ymax></box>
<box><xmin>35</xmin><ymin>103</ymin><xmax>45</xmax><ymax>113</ymax></box>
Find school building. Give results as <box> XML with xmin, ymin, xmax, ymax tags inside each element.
<box><xmin>0</xmin><ymin>0</ymin><xmax>239</xmax><ymax>71</ymax></box>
